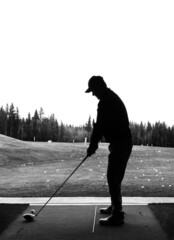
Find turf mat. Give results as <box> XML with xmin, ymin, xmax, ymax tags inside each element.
<box><xmin>149</xmin><ymin>203</ymin><xmax>174</xmax><ymax>240</ymax></box>
<box><xmin>0</xmin><ymin>204</ymin><xmax>29</xmax><ymax>234</ymax></box>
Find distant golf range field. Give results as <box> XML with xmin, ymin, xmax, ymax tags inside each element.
<box><xmin>0</xmin><ymin>134</ymin><xmax>173</xmax><ymax>197</ymax></box>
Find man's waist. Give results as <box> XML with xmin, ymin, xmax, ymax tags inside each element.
<box><xmin>104</xmin><ymin>130</ymin><xmax>132</xmax><ymax>143</ymax></box>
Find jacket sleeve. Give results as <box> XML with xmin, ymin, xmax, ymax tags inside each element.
<box><xmin>88</xmin><ymin>105</ymin><xmax>103</xmax><ymax>151</ymax></box>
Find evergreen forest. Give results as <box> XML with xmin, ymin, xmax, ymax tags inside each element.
<box><xmin>0</xmin><ymin>103</ymin><xmax>174</xmax><ymax>147</ymax></box>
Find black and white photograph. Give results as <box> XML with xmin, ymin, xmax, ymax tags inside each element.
<box><xmin>0</xmin><ymin>1</ymin><xmax>174</xmax><ymax>239</ymax></box>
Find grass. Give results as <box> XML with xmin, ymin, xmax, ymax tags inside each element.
<box><xmin>1</xmin><ymin>135</ymin><xmax>174</xmax><ymax>238</ymax></box>
<box><xmin>0</xmin><ymin>204</ymin><xmax>28</xmax><ymax>234</ymax></box>
<box><xmin>0</xmin><ymin>134</ymin><xmax>174</xmax><ymax>197</ymax></box>
<box><xmin>149</xmin><ymin>204</ymin><xmax>174</xmax><ymax>240</ymax></box>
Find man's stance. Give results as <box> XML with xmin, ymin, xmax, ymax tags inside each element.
<box><xmin>85</xmin><ymin>76</ymin><xmax>132</xmax><ymax>226</ymax></box>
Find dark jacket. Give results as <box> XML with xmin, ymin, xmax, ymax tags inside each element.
<box><xmin>89</xmin><ymin>88</ymin><xmax>132</xmax><ymax>150</ymax></box>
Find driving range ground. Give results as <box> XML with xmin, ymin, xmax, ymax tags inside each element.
<box><xmin>0</xmin><ymin>198</ymin><xmax>171</xmax><ymax>240</ymax></box>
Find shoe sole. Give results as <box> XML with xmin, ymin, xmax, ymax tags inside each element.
<box><xmin>99</xmin><ymin>220</ymin><xmax>124</xmax><ymax>226</ymax></box>
<box><xmin>100</xmin><ymin>210</ymin><xmax>112</xmax><ymax>215</ymax></box>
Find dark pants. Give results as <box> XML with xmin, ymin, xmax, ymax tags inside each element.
<box><xmin>107</xmin><ymin>138</ymin><xmax>133</xmax><ymax>215</ymax></box>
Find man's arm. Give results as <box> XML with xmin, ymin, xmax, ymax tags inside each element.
<box><xmin>87</xmin><ymin>108</ymin><xmax>103</xmax><ymax>157</ymax></box>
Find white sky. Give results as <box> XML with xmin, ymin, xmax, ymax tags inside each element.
<box><xmin>0</xmin><ymin>1</ymin><xmax>174</xmax><ymax>126</ymax></box>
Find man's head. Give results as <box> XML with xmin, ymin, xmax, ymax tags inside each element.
<box><xmin>85</xmin><ymin>76</ymin><xmax>107</xmax><ymax>99</ymax></box>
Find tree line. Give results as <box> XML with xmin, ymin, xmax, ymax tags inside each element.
<box><xmin>130</xmin><ymin>121</ymin><xmax>174</xmax><ymax>147</ymax></box>
<box><xmin>0</xmin><ymin>103</ymin><xmax>174</xmax><ymax>147</ymax></box>
<box><xmin>0</xmin><ymin>103</ymin><xmax>92</xmax><ymax>142</ymax></box>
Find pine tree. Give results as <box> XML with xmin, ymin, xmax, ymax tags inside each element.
<box><xmin>139</xmin><ymin>122</ymin><xmax>145</xmax><ymax>145</ymax></box>
<box><xmin>32</xmin><ymin>110</ymin><xmax>40</xmax><ymax>141</ymax></box>
<box><xmin>39</xmin><ymin>107</ymin><xmax>44</xmax><ymax>121</ymax></box>
<box><xmin>9</xmin><ymin>103</ymin><xmax>16</xmax><ymax>137</ymax></box>
<box><xmin>55</xmin><ymin>120</ymin><xmax>59</xmax><ymax>141</ymax></box>
<box><xmin>5</xmin><ymin>104</ymin><xmax>10</xmax><ymax>136</ymax></box>
<box><xmin>0</xmin><ymin>106</ymin><xmax>6</xmax><ymax>134</ymax></box>
<box><xmin>146</xmin><ymin>122</ymin><xmax>152</xmax><ymax>146</ymax></box>
<box><xmin>25</xmin><ymin>113</ymin><xmax>33</xmax><ymax>141</ymax></box>
<box><xmin>15</xmin><ymin>107</ymin><xmax>20</xmax><ymax>138</ymax></box>
<box><xmin>85</xmin><ymin>116</ymin><xmax>92</xmax><ymax>142</ymax></box>
<box><xmin>40</xmin><ymin>118</ymin><xmax>49</xmax><ymax>141</ymax></box>
<box><xmin>85</xmin><ymin>116</ymin><xmax>92</xmax><ymax>132</ymax></box>
<box><xmin>59</xmin><ymin>122</ymin><xmax>65</xmax><ymax>142</ymax></box>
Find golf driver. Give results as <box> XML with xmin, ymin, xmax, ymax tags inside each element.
<box><xmin>23</xmin><ymin>155</ymin><xmax>88</xmax><ymax>222</ymax></box>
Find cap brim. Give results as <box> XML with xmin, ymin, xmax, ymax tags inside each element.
<box><xmin>85</xmin><ymin>88</ymin><xmax>91</xmax><ymax>93</ymax></box>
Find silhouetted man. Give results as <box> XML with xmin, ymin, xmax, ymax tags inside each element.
<box><xmin>85</xmin><ymin>76</ymin><xmax>132</xmax><ymax>226</ymax></box>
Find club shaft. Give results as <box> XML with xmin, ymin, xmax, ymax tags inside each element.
<box><xmin>35</xmin><ymin>155</ymin><xmax>88</xmax><ymax>217</ymax></box>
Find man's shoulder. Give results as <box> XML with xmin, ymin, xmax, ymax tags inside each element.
<box><xmin>98</xmin><ymin>88</ymin><xmax>120</xmax><ymax>108</ymax></box>
<box><xmin>106</xmin><ymin>88</ymin><xmax>121</xmax><ymax>102</ymax></box>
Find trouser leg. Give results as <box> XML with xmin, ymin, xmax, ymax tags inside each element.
<box><xmin>107</xmin><ymin>140</ymin><xmax>132</xmax><ymax>215</ymax></box>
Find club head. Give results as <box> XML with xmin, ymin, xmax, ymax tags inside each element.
<box><xmin>23</xmin><ymin>213</ymin><xmax>35</xmax><ymax>222</ymax></box>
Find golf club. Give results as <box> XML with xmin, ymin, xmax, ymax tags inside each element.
<box><xmin>23</xmin><ymin>155</ymin><xmax>88</xmax><ymax>222</ymax></box>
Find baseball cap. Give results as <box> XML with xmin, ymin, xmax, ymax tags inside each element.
<box><xmin>85</xmin><ymin>76</ymin><xmax>106</xmax><ymax>93</ymax></box>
